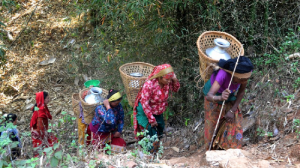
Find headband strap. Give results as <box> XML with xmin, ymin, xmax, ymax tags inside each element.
<box><xmin>149</xmin><ymin>67</ymin><xmax>174</xmax><ymax>80</ymax></box>
<box><xmin>108</xmin><ymin>92</ymin><xmax>122</xmax><ymax>102</ymax></box>
<box><xmin>221</xmin><ymin>68</ymin><xmax>252</xmax><ymax>79</ymax></box>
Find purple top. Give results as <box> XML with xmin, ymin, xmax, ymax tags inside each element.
<box><xmin>210</xmin><ymin>69</ymin><xmax>240</xmax><ymax>94</ymax></box>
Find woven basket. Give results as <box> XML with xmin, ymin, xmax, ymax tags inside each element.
<box><xmin>72</xmin><ymin>93</ymin><xmax>80</xmax><ymax>118</ymax></box>
<box><xmin>78</xmin><ymin>88</ymin><xmax>109</xmax><ymax>124</ymax></box>
<box><xmin>196</xmin><ymin>31</ymin><xmax>244</xmax><ymax>82</ymax></box>
<box><xmin>119</xmin><ymin>62</ymin><xmax>155</xmax><ymax>107</ymax></box>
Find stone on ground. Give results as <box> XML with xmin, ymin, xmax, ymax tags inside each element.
<box><xmin>206</xmin><ymin>149</ymin><xmax>273</xmax><ymax>168</ymax></box>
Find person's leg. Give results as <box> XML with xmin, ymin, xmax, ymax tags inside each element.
<box><xmin>111</xmin><ymin>137</ymin><xmax>126</xmax><ymax>147</ymax></box>
<box><xmin>155</xmin><ymin>114</ymin><xmax>165</xmax><ymax>139</ymax></box>
<box><xmin>204</xmin><ymin>98</ymin><xmax>220</xmax><ymax>150</ymax></box>
<box><xmin>86</xmin><ymin>125</ymin><xmax>92</xmax><ymax>146</ymax></box>
<box><xmin>77</xmin><ymin>117</ymin><xmax>87</xmax><ymax>145</ymax></box>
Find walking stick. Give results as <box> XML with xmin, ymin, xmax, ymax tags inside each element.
<box><xmin>208</xmin><ymin>46</ymin><xmax>243</xmax><ymax>151</ymax></box>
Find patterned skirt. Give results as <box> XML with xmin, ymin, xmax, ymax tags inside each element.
<box><xmin>204</xmin><ymin>98</ymin><xmax>243</xmax><ymax>150</ymax></box>
<box><xmin>31</xmin><ymin>130</ymin><xmax>58</xmax><ymax>157</ymax></box>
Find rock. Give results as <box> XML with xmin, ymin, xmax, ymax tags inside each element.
<box><xmin>171</xmin><ymin>147</ymin><xmax>180</xmax><ymax>153</ymax></box>
<box><xmin>219</xmin><ymin>157</ymin><xmax>250</xmax><ymax>168</ymax></box>
<box><xmin>258</xmin><ymin>160</ymin><xmax>271</xmax><ymax>168</ymax></box>
<box><xmin>206</xmin><ymin>149</ymin><xmax>251</xmax><ymax>167</ymax></box>
<box><xmin>165</xmin><ymin>127</ymin><xmax>174</xmax><ymax>132</ymax></box>
<box><xmin>124</xmin><ymin>161</ymin><xmax>137</xmax><ymax>168</ymax></box>
<box><xmin>184</xmin><ymin>144</ymin><xmax>190</xmax><ymax>149</ymax></box>
<box><xmin>242</xmin><ymin>116</ymin><xmax>256</xmax><ymax>132</ymax></box>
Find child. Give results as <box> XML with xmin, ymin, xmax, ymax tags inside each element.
<box><xmin>0</xmin><ymin>113</ymin><xmax>22</xmax><ymax>160</ymax></box>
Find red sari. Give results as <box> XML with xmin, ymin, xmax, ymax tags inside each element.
<box><xmin>30</xmin><ymin>92</ymin><xmax>58</xmax><ymax>157</ymax></box>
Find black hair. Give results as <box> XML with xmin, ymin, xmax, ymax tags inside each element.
<box><xmin>6</xmin><ymin>113</ymin><xmax>17</xmax><ymax>123</ymax></box>
<box><xmin>43</xmin><ymin>91</ymin><xmax>48</xmax><ymax>100</ymax></box>
<box><xmin>107</xmin><ymin>89</ymin><xmax>122</xmax><ymax>102</ymax></box>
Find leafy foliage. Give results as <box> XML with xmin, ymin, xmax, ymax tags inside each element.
<box><xmin>68</xmin><ymin>0</ymin><xmax>300</xmax><ymax>127</ymax></box>
<box><xmin>0</xmin><ymin>21</ymin><xmax>7</xmax><ymax>69</ymax></box>
<box><xmin>134</xmin><ymin>130</ymin><xmax>163</xmax><ymax>158</ymax></box>
<box><xmin>293</xmin><ymin>119</ymin><xmax>300</xmax><ymax>138</ymax></box>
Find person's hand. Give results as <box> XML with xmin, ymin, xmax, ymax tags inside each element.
<box><xmin>103</xmin><ymin>99</ymin><xmax>111</xmax><ymax>109</ymax></box>
<box><xmin>221</xmin><ymin>89</ymin><xmax>231</xmax><ymax>101</ymax></box>
<box><xmin>171</xmin><ymin>74</ymin><xmax>178</xmax><ymax>82</ymax></box>
<box><xmin>113</xmin><ymin>132</ymin><xmax>121</xmax><ymax>138</ymax></box>
<box><xmin>224</xmin><ymin>110</ymin><xmax>235</xmax><ymax>123</ymax></box>
<box><xmin>151</xmin><ymin>121</ymin><xmax>158</xmax><ymax>127</ymax></box>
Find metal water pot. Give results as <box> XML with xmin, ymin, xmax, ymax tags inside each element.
<box><xmin>206</xmin><ymin>38</ymin><xmax>231</xmax><ymax>61</ymax></box>
<box><xmin>84</xmin><ymin>87</ymin><xmax>103</xmax><ymax>104</ymax></box>
<box><xmin>129</xmin><ymin>73</ymin><xmax>143</xmax><ymax>88</ymax></box>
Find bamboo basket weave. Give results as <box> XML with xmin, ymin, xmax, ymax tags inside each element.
<box><xmin>196</xmin><ymin>31</ymin><xmax>244</xmax><ymax>82</ymax></box>
<box><xmin>119</xmin><ymin>62</ymin><xmax>155</xmax><ymax>107</ymax></box>
<box><xmin>72</xmin><ymin>93</ymin><xmax>80</xmax><ymax>118</ymax></box>
<box><xmin>78</xmin><ymin>88</ymin><xmax>109</xmax><ymax>124</ymax></box>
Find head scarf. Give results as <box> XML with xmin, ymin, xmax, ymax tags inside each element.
<box><xmin>148</xmin><ymin>64</ymin><xmax>174</xmax><ymax>80</ymax></box>
<box><xmin>132</xmin><ymin>64</ymin><xmax>174</xmax><ymax>137</ymax></box>
<box><xmin>30</xmin><ymin>92</ymin><xmax>52</xmax><ymax>128</ymax></box>
<box><xmin>218</xmin><ymin>56</ymin><xmax>254</xmax><ymax>78</ymax></box>
<box><xmin>107</xmin><ymin>89</ymin><xmax>122</xmax><ymax>102</ymax></box>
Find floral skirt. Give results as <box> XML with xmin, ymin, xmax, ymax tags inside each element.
<box><xmin>204</xmin><ymin>98</ymin><xmax>243</xmax><ymax>150</ymax></box>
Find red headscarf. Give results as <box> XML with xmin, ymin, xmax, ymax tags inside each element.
<box><xmin>133</xmin><ymin>64</ymin><xmax>174</xmax><ymax>136</ymax></box>
<box><xmin>30</xmin><ymin>92</ymin><xmax>52</xmax><ymax>128</ymax></box>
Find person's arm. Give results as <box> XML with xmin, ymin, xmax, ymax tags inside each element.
<box><xmin>140</xmin><ymin>81</ymin><xmax>156</xmax><ymax>124</ymax></box>
<box><xmin>117</xmin><ymin>104</ymin><xmax>124</xmax><ymax>133</ymax></box>
<box><xmin>98</xmin><ymin>102</ymin><xmax>116</xmax><ymax>125</ymax></box>
<box><xmin>206</xmin><ymin>81</ymin><xmax>230</xmax><ymax>102</ymax></box>
<box><xmin>170</xmin><ymin>74</ymin><xmax>180</xmax><ymax>92</ymax></box>
<box><xmin>223</xmin><ymin>82</ymin><xmax>247</xmax><ymax>123</ymax></box>
<box><xmin>230</xmin><ymin>82</ymin><xmax>247</xmax><ymax>112</ymax></box>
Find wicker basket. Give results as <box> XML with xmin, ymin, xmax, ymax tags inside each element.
<box><xmin>78</xmin><ymin>88</ymin><xmax>109</xmax><ymax>124</ymax></box>
<box><xmin>119</xmin><ymin>62</ymin><xmax>155</xmax><ymax>107</ymax></box>
<box><xmin>72</xmin><ymin>93</ymin><xmax>80</xmax><ymax>118</ymax></box>
<box><xmin>197</xmin><ymin>31</ymin><xmax>244</xmax><ymax>82</ymax></box>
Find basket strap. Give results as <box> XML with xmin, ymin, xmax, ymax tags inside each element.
<box><xmin>195</xmin><ymin>63</ymin><xmax>218</xmax><ymax>89</ymax></box>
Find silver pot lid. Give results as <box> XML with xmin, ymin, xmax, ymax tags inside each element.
<box><xmin>130</xmin><ymin>72</ymin><xmax>143</xmax><ymax>77</ymax></box>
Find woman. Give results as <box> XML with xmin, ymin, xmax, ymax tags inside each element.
<box><xmin>88</xmin><ymin>89</ymin><xmax>126</xmax><ymax>149</ymax></box>
<box><xmin>30</xmin><ymin>91</ymin><xmax>58</xmax><ymax>157</ymax></box>
<box><xmin>203</xmin><ymin>56</ymin><xmax>253</xmax><ymax>150</ymax></box>
<box><xmin>133</xmin><ymin>64</ymin><xmax>180</xmax><ymax>139</ymax></box>
<box><xmin>0</xmin><ymin>113</ymin><xmax>21</xmax><ymax>159</ymax></box>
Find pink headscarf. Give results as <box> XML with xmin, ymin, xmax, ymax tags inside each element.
<box><xmin>133</xmin><ymin>64</ymin><xmax>174</xmax><ymax>136</ymax></box>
